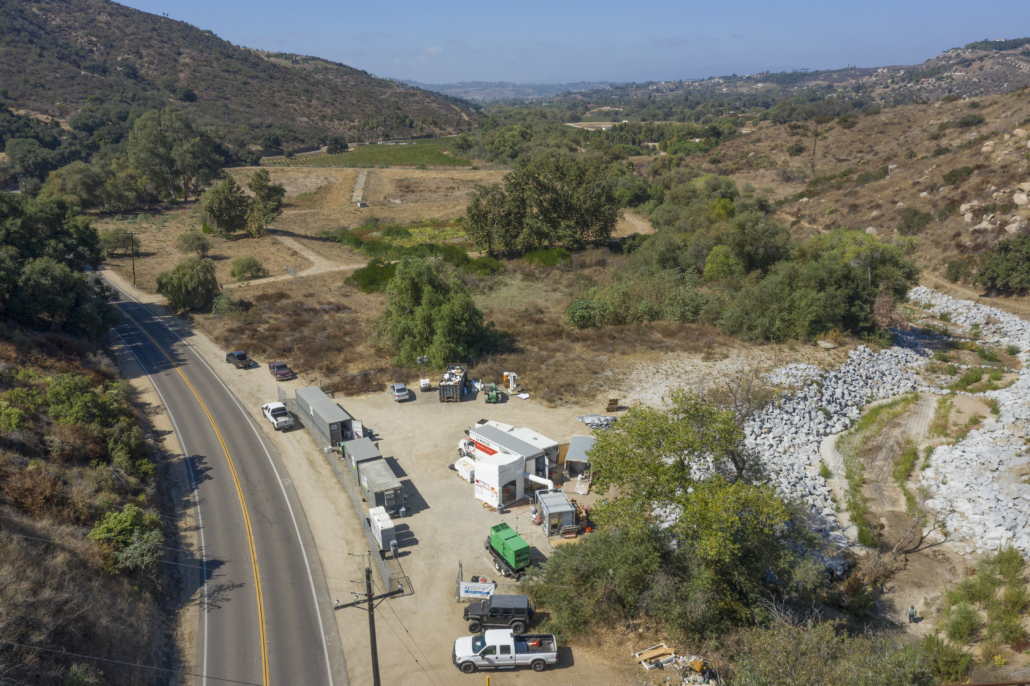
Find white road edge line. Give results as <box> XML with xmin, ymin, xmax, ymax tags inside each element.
<box><xmin>111</xmin><ymin>324</ymin><xmax>209</xmax><ymax>686</ymax></box>
<box><xmin>105</xmin><ymin>279</ymin><xmax>336</xmax><ymax>686</ymax></box>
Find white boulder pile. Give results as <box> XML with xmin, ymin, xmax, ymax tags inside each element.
<box><xmin>908</xmin><ymin>286</ymin><xmax>1030</xmax><ymax>555</ymax></box>
<box><xmin>748</xmin><ymin>346</ymin><xmax>928</xmax><ymax>540</ymax></box>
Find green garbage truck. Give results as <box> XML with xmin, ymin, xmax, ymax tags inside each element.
<box><xmin>485</xmin><ymin>522</ymin><xmax>530</xmax><ymax>579</ymax></box>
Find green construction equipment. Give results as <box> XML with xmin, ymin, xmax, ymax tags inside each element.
<box><xmin>486</xmin><ymin>522</ymin><xmax>531</xmax><ymax>578</ymax></box>
<box><xmin>484</xmin><ymin>382</ymin><xmax>500</xmax><ymax>404</ymax></box>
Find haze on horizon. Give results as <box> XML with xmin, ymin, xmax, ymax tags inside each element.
<box><xmin>122</xmin><ymin>0</ymin><xmax>1025</xmax><ymax>85</ymax></box>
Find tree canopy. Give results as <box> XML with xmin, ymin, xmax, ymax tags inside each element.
<box><xmin>156</xmin><ymin>257</ymin><xmax>220</xmax><ymax>311</ymax></box>
<box><xmin>463</xmin><ymin>152</ymin><xmax>622</xmax><ymax>253</ymax></box>
<box><xmin>0</xmin><ymin>194</ymin><xmax>117</xmax><ymax>337</ymax></box>
<box><xmin>369</xmin><ymin>259</ymin><xmax>501</xmax><ymax>367</ymax></box>
<box><xmin>128</xmin><ymin>107</ymin><xmax>222</xmax><ymax>202</ymax></box>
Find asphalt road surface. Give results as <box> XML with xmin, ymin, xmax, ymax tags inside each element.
<box><xmin>106</xmin><ymin>278</ymin><xmax>347</xmax><ymax>686</ymax></box>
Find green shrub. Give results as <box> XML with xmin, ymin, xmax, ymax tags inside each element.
<box><xmin>703</xmin><ymin>244</ymin><xmax>744</xmax><ymax>281</ymax></box>
<box><xmin>977</xmin><ymin>346</ymin><xmax>999</xmax><ymax>362</ymax></box>
<box><xmin>229</xmin><ymin>256</ymin><xmax>266</xmax><ymax>282</ymax></box>
<box><xmin>380</xmin><ymin>224</ymin><xmax>412</xmax><ymax>239</ymax></box>
<box><xmin>991</xmin><ymin>546</ymin><xmax>1026</xmax><ymax>582</ymax></box>
<box><xmin>0</xmin><ymin>406</ymin><xmax>25</xmax><ymax>432</ymax></box>
<box><xmin>956</xmin><ymin>114</ymin><xmax>985</xmax><ymax>128</ymax></box>
<box><xmin>1006</xmin><ymin>344</ymin><xmax>1021</xmax><ymax>355</ymax></box>
<box><xmin>932</xmin><ymin>147</ymin><xmax>951</xmax><ymax>157</ymax></box>
<box><xmin>920</xmin><ymin>634</ymin><xmax>973</xmax><ymax>683</ymax></box>
<box><xmin>346</xmin><ymin>259</ymin><xmax>396</xmax><ymax>293</ymax></box>
<box><xmin>898</xmin><ymin>208</ymin><xmax>933</xmax><ymax>235</ymax></box>
<box><xmin>954</xmin><ymin>563</ymin><xmax>1002</xmax><ymax>606</ymax></box>
<box><xmin>370</xmin><ymin>258</ymin><xmax>501</xmax><ymax>367</ymax></box>
<box><xmin>88</xmin><ymin>503</ymin><xmax>162</xmax><ymax>552</ymax></box>
<box><xmin>156</xmin><ymin>257</ymin><xmax>220</xmax><ymax>311</ymax></box>
<box><xmin>942</xmin><ymin>167</ymin><xmax>973</xmax><ymax>185</ymax></box>
<box><xmin>735</xmin><ymin>622</ymin><xmax>937</xmax><ymax>686</ymax></box>
<box><xmin>335</xmin><ymin>229</ymin><xmax>365</xmax><ymax>249</ymax></box>
<box><xmin>175</xmin><ymin>231</ymin><xmax>211</xmax><ymax>258</ymax></box>
<box><xmin>211</xmin><ymin>293</ymin><xmax>244</xmax><ymax>318</ymax></box>
<box><xmin>856</xmin><ymin>166</ymin><xmax>889</xmax><ymax>184</ymax></box>
<box><xmin>787</xmin><ymin>142</ymin><xmax>806</xmax><ymax>156</ymax></box>
<box><xmin>99</xmin><ymin>228</ymin><xmax>140</xmax><ymax>256</ymax></box>
<box><xmin>904</xmin><ymin>149</ymin><xmax>917</xmax><ymax>159</ymax></box>
<box><xmin>975</xmin><ymin>233</ymin><xmax>1030</xmax><ymax>293</ymax></box>
<box><xmin>564</xmin><ymin>300</ymin><xmax>609</xmax><ymax>329</ymax></box>
<box><xmin>360</xmin><ymin>238</ymin><xmax>394</xmax><ymax>258</ymax></box>
<box><xmin>620</xmin><ymin>233</ymin><xmax>650</xmax><ymax>254</ymax></box>
<box><xmin>944</xmin><ymin>602</ymin><xmax>982</xmax><ymax>642</ymax></box>
<box><xmin>938</xmin><ymin>311</ymin><xmax>951</xmax><ymax>322</ymax></box>
<box><xmin>522</xmin><ymin>248</ymin><xmax>572</xmax><ymax>266</ymax></box>
<box><xmin>945</xmin><ymin>257</ymin><xmax>971</xmax><ymax>282</ymax></box>
<box><xmin>464</xmin><ymin>256</ymin><xmax>505</xmax><ymax>276</ymax></box>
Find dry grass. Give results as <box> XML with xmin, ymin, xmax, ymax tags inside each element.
<box><xmin>98</xmin><ymin>205</ymin><xmax>313</xmax><ymax>293</ymax></box>
<box><xmin>194</xmin><ymin>271</ymin><xmax>390</xmax><ymax>377</ymax></box>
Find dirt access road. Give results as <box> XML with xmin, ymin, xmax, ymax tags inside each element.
<box><xmin>102</xmin><ymin>267</ymin><xmax>644</xmax><ymax>685</ymax></box>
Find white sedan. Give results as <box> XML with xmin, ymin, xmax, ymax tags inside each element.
<box><xmin>262</xmin><ymin>402</ymin><xmax>295</xmax><ymax>431</ymax></box>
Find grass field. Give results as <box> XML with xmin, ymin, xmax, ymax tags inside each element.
<box><xmin>262</xmin><ymin>138</ymin><xmax>471</xmax><ymax>168</ymax></box>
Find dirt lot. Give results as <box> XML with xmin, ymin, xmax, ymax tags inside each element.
<box><xmin>105</xmin><ymin>268</ymin><xmax>648</xmax><ymax>685</ymax></box>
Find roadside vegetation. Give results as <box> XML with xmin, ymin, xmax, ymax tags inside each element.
<box><xmin>0</xmin><ymin>199</ymin><xmax>167</xmax><ymax>682</ymax></box>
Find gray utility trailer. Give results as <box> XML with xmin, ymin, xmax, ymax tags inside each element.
<box><xmin>296</xmin><ymin>387</ymin><xmax>353</xmax><ymax>445</ymax></box>
<box><xmin>343</xmin><ymin>437</ymin><xmax>382</xmax><ymax>473</ymax></box>
<box><xmin>536</xmin><ymin>489</ymin><xmax>577</xmax><ymax>537</ymax></box>
<box><xmin>358</xmin><ymin>458</ymin><xmax>406</xmax><ymax>516</ymax></box>
<box><xmin>439</xmin><ymin>363</ymin><xmax>468</xmax><ymax>403</ymax></box>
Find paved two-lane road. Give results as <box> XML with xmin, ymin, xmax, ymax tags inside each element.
<box><xmin>107</xmin><ymin>279</ymin><xmax>347</xmax><ymax>686</ymax></box>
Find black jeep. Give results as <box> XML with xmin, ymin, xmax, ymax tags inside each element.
<box><xmin>463</xmin><ymin>594</ymin><xmax>535</xmax><ymax>634</ymax></box>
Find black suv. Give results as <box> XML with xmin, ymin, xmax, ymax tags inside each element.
<box><xmin>225</xmin><ymin>350</ymin><xmax>253</xmax><ymax>369</ymax></box>
<box><xmin>463</xmin><ymin>595</ymin><xmax>535</xmax><ymax>634</ymax></box>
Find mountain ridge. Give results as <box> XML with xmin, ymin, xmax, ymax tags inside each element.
<box><xmin>0</xmin><ymin>0</ymin><xmax>477</xmax><ymax>146</ymax></box>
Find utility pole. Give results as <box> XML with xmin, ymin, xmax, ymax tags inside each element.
<box><xmin>336</xmin><ymin>552</ymin><xmax>402</xmax><ymax>686</ymax></box>
<box><xmin>365</xmin><ymin>564</ymin><xmax>381</xmax><ymax>686</ymax></box>
<box><xmin>129</xmin><ymin>231</ymin><xmax>137</xmax><ymax>288</ymax></box>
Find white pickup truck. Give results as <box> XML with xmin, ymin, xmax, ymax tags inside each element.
<box><xmin>452</xmin><ymin>629</ymin><xmax>558</xmax><ymax>674</ymax></box>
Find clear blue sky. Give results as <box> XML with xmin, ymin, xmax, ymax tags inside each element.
<box><xmin>120</xmin><ymin>0</ymin><xmax>1026</xmax><ymax>84</ymax></box>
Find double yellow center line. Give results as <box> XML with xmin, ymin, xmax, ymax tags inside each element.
<box><xmin>119</xmin><ymin>308</ymin><xmax>269</xmax><ymax>686</ymax></box>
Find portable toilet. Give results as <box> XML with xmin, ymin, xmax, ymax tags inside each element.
<box><xmin>358</xmin><ymin>459</ymin><xmax>405</xmax><ymax>515</ymax></box>
<box><xmin>344</xmin><ymin>437</ymin><xmax>382</xmax><ymax>473</ymax></box>
<box><xmin>368</xmin><ymin>506</ymin><xmax>396</xmax><ymax>551</ymax></box>
<box><xmin>537</xmin><ymin>489</ymin><xmax>576</xmax><ymax>537</ymax></box>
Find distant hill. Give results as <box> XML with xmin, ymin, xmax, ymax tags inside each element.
<box><xmin>400</xmin><ymin>80</ymin><xmax>612</xmax><ymax>102</ymax></box>
<box><xmin>561</xmin><ymin>40</ymin><xmax>1030</xmax><ymax>107</ymax></box>
<box><xmin>0</xmin><ymin>0</ymin><xmax>478</xmax><ymax>146</ymax></box>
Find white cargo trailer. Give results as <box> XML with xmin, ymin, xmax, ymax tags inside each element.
<box><xmin>474</xmin><ymin>452</ymin><xmax>526</xmax><ymax>508</ymax></box>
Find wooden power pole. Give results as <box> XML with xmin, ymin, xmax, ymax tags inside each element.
<box><xmin>365</xmin><ymin>564</ymin><xmax>381</xmax><ymax>686</ymax></box>
<box><xmin>335</xmin><ymin>552</ymin><xmax>402</xmax><ymax>686</ymax></box>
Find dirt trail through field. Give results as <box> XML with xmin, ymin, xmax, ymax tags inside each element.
<box><xmin>222</xmin><ymin>232</ymin><xmax>365</xmax><ymax>289</ymax></box>
<box><xmin>921</xmin><ymin>272</ymin><xmax>1030</xmax><ymax>319</ymax></box>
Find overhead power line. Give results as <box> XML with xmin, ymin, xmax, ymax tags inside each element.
<box><xmin>0</xmin><ymin>640</ymin><xmax>262</xmax><ymax>686</ymax></box>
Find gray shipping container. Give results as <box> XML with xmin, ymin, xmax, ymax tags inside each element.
<box><xmin>344</xmin><ymin>437</ymin><xmax>382</xmax><ymax>473</ymax></box>
<box><xmin>296</xmin><ymin>387</ymin><xmax>353</xmax><ymax>445</ymax></box>
<box><xmin>358</xmin><ymin>459</ymin><xmax>404</xmax><ymax>514</ymax></box>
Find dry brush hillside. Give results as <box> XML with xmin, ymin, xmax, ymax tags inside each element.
<box><xmin>703</xmin><ymin>90</ymin><xmax>1030</xmax><ymax>278</ymax></box>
